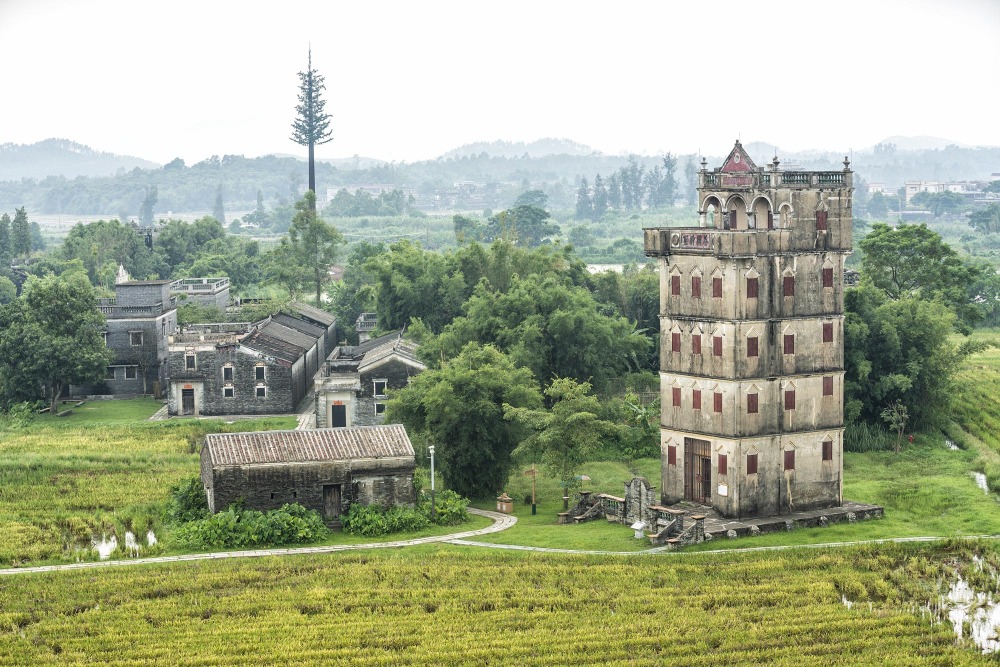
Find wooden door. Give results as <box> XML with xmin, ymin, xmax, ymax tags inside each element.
<box><xmin>684</xmin><ymin>438</ymin><xmax>712</xmax><ymax>504</ymax></box>
<box><xmin>181</xmin><ymin>388</ymin><xmax>195</xmax><ymax>416</ymax></box>
<box><xmin>323</xmin><ymin>484</ymin><xmax>342</xmax><ymax>518</ymax></box>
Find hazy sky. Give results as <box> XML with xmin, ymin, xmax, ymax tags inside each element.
<box><xmin>2</xmin><ymin>0</ymin><xmax>998</xmax><ymax>165</ymax></box>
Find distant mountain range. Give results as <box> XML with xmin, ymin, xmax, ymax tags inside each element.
<box><xmin>0</xmin><ymin>139</ymin><xmax>160</xmax><ymax>181</ymax></box>
<box><xmin>438</xmin><ymin>138</ymin><xmax>597</xmax><ymax>160</ymax></box>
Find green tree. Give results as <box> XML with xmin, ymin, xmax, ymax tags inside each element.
<box><xmin>284</xmin><ymin>191</ymin><xmax>344</xmax><ymax>304</ymax></box>
<box><xmin>60</xmin><ymin>219</ymin><xmax>163</xmax><ymax>286</ymax></box>
<box><xmin>139</xmin><ymin>186</ymin><xmax>158</xmax><ymax>226</ymax></box>
<box><xmin>911</xmin><ymin>190</ymin><xmax>964</xmax><ymax>217</ymax></box>
<box><xmin>0</xmin><ymin>213</ymin><xmax>11</xmax><ymax>267</ymax></box>
<box><xmin>504</xmin><ymin>378</ymin><xmax>620</xmax><ymax>508</ymax></box>
<box><xmin>968</xmin><ymin>203</ymin><xmax>1000</xmax><ymax>235</ymax></box>
<box><xmin>12</xmin><ymin>207</ymin><xmax>31</xmax><ymax>257</ymax></box>
<box><xmin>592</xmin><ymin>173</ymin><xmax>608</xmax><ymax>220</ymax></box>
<box><xmin>0</xmin><ymin>271</ymin><xmax>112</xmax><ymax>412</ymax></box>
<box><xmin>328</xmin><ymin>241</ymin><xmax>385</xmax><ymax>344</ymax></box>
<box><xmin>0</xmin><ymin>276</ymin><xmax>16</xmax><ymax>305</ymax></box>
<box><xmin>984</xmin><ymin>180</ymin><xmax>1000</xmax><ymax>194</ymax></box>
<box><xmin>290</xmin><ymin>47</ymin><xmax>333</xmax><ymax>207</ymax></box>
<box><xmin>485</xmin><ymin>205</ymin><xmax>560</xmax><ymax>247</ymax></box>
<box><xmin>867</xmin><ymin>192</ymin><xmax>889</xmax><ymax>219</ymax></box>
<box><xmin>154</xmin><ymin>216</ymin><xmax>226</xmax><ymax>273</ymax></box>
<box><xmin>575</xmin><ymin>177</ymin><xmax>592</xmax><ymax>220</ymax></box>
<box><xmin>212</xmin><ymin>184</ymin><xmax>226</xmax><ymax>225</ymax></box>
<box><xmin>387</xmin><ymin>343</ymin><xmax>542</xmax><ymax>499</ymax></box>
<box><xmin>453</xmin><ymin>214</ymin><xmax>483</xmax><ymax>244</ymax></box>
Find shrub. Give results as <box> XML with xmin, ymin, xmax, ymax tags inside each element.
<box><xmin>172</xmin><ymin>503</ymin><xmax>329</xmax><ymax>549</ymax></box>
<box><xmin>421</xmin><ymin>489</ymin><xmax>469</xmax><ymax>526</ymax></box>
<box><xmin>342</xmin><ymin>504</ymin><xmax>430</xmax><ymax>537</ymax></box>
<box><xmin>165</xmin><ymin>476</ymin><xmax>210</xmax><ymax>524</ymax></box>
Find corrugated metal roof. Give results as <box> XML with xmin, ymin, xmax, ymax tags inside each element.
<box><xmin>204</xmin><ymin>425</ymin><xmax>414</xmax><ymax>467</ymax></box>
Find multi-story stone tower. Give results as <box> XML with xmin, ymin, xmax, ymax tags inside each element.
<box><xmin>643</xmin><ymin>141</ymin><xmax>852</xmax><ymax>518</ymax></box>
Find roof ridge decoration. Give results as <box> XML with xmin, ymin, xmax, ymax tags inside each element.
<box><xmin>719</xmin><ymin>140</ymin><xmax>757</xmax><ymax>173</ymax></box>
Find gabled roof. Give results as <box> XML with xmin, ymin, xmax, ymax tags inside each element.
<box><xmin>342</xmin><ymin>330</ymin><xmax>404</xmax><ymax>359</ymax></box>
<box><xmin>359</xmin><ymin>338</ymin><xmax>425</xmax><ymax>373</ymax></box>
<box><xmin>289</xmin><ymin>302</ymin><xmax>335</xmax><ymax>327</ymax></box>
<box><xmin>261</xmin><ymin>320</ymin><xmax>316</xmax><ymax>351</ymax></box>
<box><xmin>203</xmin><ymin>425</ymin><xmax>414</xmax><ymax>467</ymax></box>
<box><xmin>241</xmin><ymin>328</ymin><xmax>305</xmax><ymax>363</ymax></box>
<box><xmin>719</xmin><ymin>140</ymin><xmax>757</xmax><ymax>173</ymax></box>
<box><xmin>272</xmin><ymin>312</ymin><xmax>326</xmax><ymax>340</ymax></box>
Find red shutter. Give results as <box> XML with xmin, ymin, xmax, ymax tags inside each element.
<box><xmin>713</xmin><ymin>277</ymin><xmax>723</xmax><ymax>298</ymax></box>
<box><xmin>747</xmin><ymin>336</ymin><xmax>758</xmax><ymax>358</ymax></box>
<box><xmin>747</xmin><ymin>277</ymin><xmax>758</xmax><ymax>299</ymax></box>
<box><xmin>672</xmin><ymin>332</ymin><xmax>681</xmax><ymax>352</ymax></box>
<box><xmin>822</xmin><ymin>440</ymin><xmax>833</xmax><ymax>461</ymax></box>
<box><xmin>691</xmin><ymin>276</ymin><xmax>701</xmax><ymax>298</ymax></box>
<box><xmin>783</xmin><ymin>275</ymin><xmax>795</xmax><ymax>297</ymax></box>
<box><xmin>784</xmin><ymin>334</ymin><xmax>794</xmax><ymax>355</ymax></box>
<box><xmin>816</xmin><ymin>211</ymin><xmax>828</xmax><ymax>231</ymax></box>
<box><xmin>668</xmin><ymin>445</ymin><xmax>677</xmax><ymax>466</ymax></box>
<box><xmin>692</xmin><ymin>389</ymin><xmax>702</xmax><ymax>410</ymax></box>
<box><xmin>718</xmin><ymin>454</ymin><xmax>728</xmax><ymax>476</ymax></box>
<box><xmin>747</xmin><ymin>393</ymin><xmax>758</xmax><ymax>414</ymax></box>
<box><xmin>713</xmin><ymin>335</ymin><xmax>723</xmax><ymax>356</ymax></box>
<box><xmin>729</xmin><ymin>210</ymin><xmax>737</xmax><ymax>229</ymax></box>
<box><xmin>784</xmin><ymin>450</ymin><xmax>795</xmax><ymax>471</ymax></box>
<box><xmin>823</xmin><ymin>376</ymin><xmax>834</xmax><ymax>396</ymax></box>
<box><xmin>672</xmin><ymin>387</ymin><xmax>681</xmax><ymax>407</ymax></box>
<box><xmin>747</xmin><ymin>453</ymin><xmax>758</xmax><ymax>475</ymax></box>
<box><xmin>692</xmin><ymin>335</ymin><xmax>702</xmax><ymax>355</ymax></box>
<box><xmin>822</xmin><ymin>267</ymin><xmax>834</xmax><ymax>288</ymax></box>
<box><xmin>823</xmin><ymin>322</ymin><xmax>834</xmax><ymax>343</ymax></box>
<box><xmin>767</xmin><ymin>211</ymin><xmax>774</xmax><ymax>230</ymax></box>
<box><xmin>671</xmin><ymin>274</ymin><xmax>680</xmax><ymax>296</ymax></box>
<box><xmin>714</xmin><ymin>392</ymin><xmax>723</xmax><ymax>413</ymax></box>
<box><xmin>785</xmin><ymin>389</ymin><xmax>796</xmax><ymax>410</ymax></box>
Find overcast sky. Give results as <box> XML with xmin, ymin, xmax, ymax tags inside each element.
<box><xmin>1</xmin><ymin>0</ymin><xmax>998</xmax><ymax>165</ymax></box>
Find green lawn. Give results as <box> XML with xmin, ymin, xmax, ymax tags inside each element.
<box><xmin>36</xmin><ymin>397</ymin><xmax>164</xmax><ymax>424</ymax></box>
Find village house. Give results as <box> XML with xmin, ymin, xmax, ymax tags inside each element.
<box><xmin>315</xmin><ymin>330</ymin><xmax>425</xmax><ymax>428</ymax></box>
<box><xmin>200</xmin><ymin>424</ymin><xmax>417</xmax><ymax>520</ymax></box>
<box><xmin>170</xmin><ymin>277</ymin><xmax>231</xmax><ymax>311</ymax></box>
<box><xmin>644</xmin><ymin>141</ymin><xmax>851</xmax><ymax>518</ymax></box>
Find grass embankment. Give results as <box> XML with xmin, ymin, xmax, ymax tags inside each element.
<box><xmin>1</xmin><ymin>543</ymin><xmax>995</xmax><ymax>666</ymax></box>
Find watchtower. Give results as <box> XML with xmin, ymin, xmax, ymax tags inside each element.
<box><xmin>643</xmin><ymin>141</ymin><xmax>852</xmax><ymax>518</ymax></box>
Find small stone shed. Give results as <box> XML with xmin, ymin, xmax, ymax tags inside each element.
<box><xmin>200</xmin><ymin>425</ymin><xmax>416</xmax><ymax>518</ymax></box>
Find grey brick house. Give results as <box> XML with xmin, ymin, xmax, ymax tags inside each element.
<box><xmin>200</xmin><ymin>425</ymin><xmax>417</xmax><ymax>518</ymax></box>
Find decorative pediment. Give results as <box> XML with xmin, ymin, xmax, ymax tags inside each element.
<box><xmin>719</xmin><ymin>140</ymin><xmax>757</xmax><ymax>173</ymax></box>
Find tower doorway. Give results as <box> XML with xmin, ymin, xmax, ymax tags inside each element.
<box><xmin>683</xmin><ymin>437</ymin><xmax>712</xmax><ymax>504</ymax></box>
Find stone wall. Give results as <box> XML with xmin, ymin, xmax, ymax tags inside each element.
<box><xmin>168</xmin><ymin>346</ymin><xmax>299</xmax><ymax>415</ymax></box>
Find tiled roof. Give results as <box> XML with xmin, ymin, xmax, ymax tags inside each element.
<box><xmin>359</xmin><ymin>338</ymin><xmax>424</xmax><ymax>372</ymax></box>
<box><xmin>204</xmin><ymin>425</ymin><xmax>414</xmax><ymax>466</ymax></box>
<box><xmin>290</xmin><ymin>302</ymin><xmax>335</xmax><ymax>327</ymax></box>
<box><xmin>261</xmin><ymin>320</ymin><xmax>317</xmax><ymax>350</ymax></box>
<box><xmin>272</xmin><ymin>313</ymin><xmax>326</xmax><ymax>339</ymax></box>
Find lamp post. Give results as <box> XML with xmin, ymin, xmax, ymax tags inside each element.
<box><xmin>428</xmin><ymin>445</ymin><xmax>436</xmax><ymax>523</ymax></box>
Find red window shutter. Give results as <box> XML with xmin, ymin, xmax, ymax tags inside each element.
<box><xmin>714</xmin><ymin>392</ymin><xmax>723</xmax><ymax>413</ymax></box>
<box><xmin>692</xmin><ymin>335</ymin><xmax>702</xmax><ymax>355</ymax></box>
<box><xmin>672</xmin><ymin>332</ymin><xmax>681</xmax><ymax>352</ymax></box>
<box><xmin>671</xmin><ymin>274</ymin><xmax>680</xmax><ymax>296</ymax></box>
<box><xmin>785</xmin><ymin>389</ymin><xmax>796</xmax><ymax>410</ymax></box>
<box><xmin>668</xmin><ymin>445</ymin><xmax>677</xmax><ymax>466</ymax></box>
<box><xmin>747</xmin><ymin>393</ymin><xmax>758</xmax><ymax>414</ymax></box>
<box><xmin>672</xmin><ymin>387</ymin><xmax>681</xmax><ymax>407</ymax></box>
<box><xmin>822</xmin><ymin>440</ymin><xmax>833</xmax><ymax>461</ymax></box>
<box><xmin>823</xmin><ymin>376</ymin><xmax>834</xmax><ymax>396</ymax></box>
<box><xmin>784</xmin><ymin>334</ymin><xmax>794</xmax><ymax>355</ymax></box>
<box><xmin>747</xmin><ymin>453</ymin><xmax>758</xmax><ymax>475</ymax></box>
<box><xmin>747</xmin><ymin>277</ymin><xmax>758</xmax><ymax>299</ymax></box>
<box><xmin>816</xmin><ymin>211</ymin><xmax>828</xmax><ymax>231</ymax></box>
<box><xmin>692</xmin><ymin>389</ymin><xmax>701</xmax><ymax>410</ymax></box>
<box><xmin>691</xmin><ymin>276</ymin><xmax>701</xmax><ymax>298</ymax></box>
<box><xmin>729</xmin><ymin>210</ymin><xmax>737</xmax><ymax>229</ymax></box>
<box><xmin>783</xmin><ymin>275</ymin><xmax>795</xmax><ymax>297</ymax></box>
<box><xmin>747</xmin><ymin>336</ymin><xmax>758</xmax><ymax>358</ymax></box>
<box><xmin>823</xmin><ymin>322</ymin><xmax>834</xmax><ymax>343</ymax></box>
<box><xmin>713</xmin><ymin>277</ymin><xmax>723</xmax><ymax>298</ymax></box>
<box><xmin>822</xmin><ymin>267</ymin><xmax>834</xmax><ymax>288</ymax></box>
<box><xmin>713</xmin><ymin>336</ymin><xmax>722</xmax><ymax>357</ymax></box>
<box><xmin>718</xmin><ymin>454</ymin><xmax>728</xmax><ymax>476</ymax></box>
<box><xmin>784</xmin><ymin>450</ymin><xmax>795</xmax><ymax>471</ymax></box>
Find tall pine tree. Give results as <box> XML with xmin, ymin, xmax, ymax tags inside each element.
<box><xmin>575</xmin><ymin>177</ymin><xmax>592</xmax><ymax>220</ymax></box>
<box><xmin>12</xmin><ymin>207</ymin><xmax>31</xmax><ymax>257</ymax></box>
<box><xmin>0</xmin><ymin>213</ymin><xmax>11</xmax><ymax>266</ymax></box>
<box><xmin>592</xmin><ymin>174</ymin><xmax>608</xmax><ymax>220</ymax></box>
<box><xmin>291</xmin><ymin>48</ymin><xmax>333</xmax><ymax>210</ymax></box>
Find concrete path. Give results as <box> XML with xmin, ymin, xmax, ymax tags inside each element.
<box><xmin>148</xmin><ymin>404</ymin><xmax>169</xmax><ymax>421</ymax></box>
<box><xmin>0</xmin><ymin>509</ymin><xmax>515</xmax><ymax>577</ymax></box>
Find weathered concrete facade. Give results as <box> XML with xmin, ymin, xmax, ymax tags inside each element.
<box><xmin>200</xmin><ymin>425</ymin><xmax>417</xmax><ymax>518</ymax></box>
<box><xmin>644</xmin><ymin>142</ymin><xmax>851</xmax><ymax>518</ymax></box>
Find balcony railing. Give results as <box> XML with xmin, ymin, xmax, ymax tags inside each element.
<box><xmin>644</xmin><ymin>228</ymin><xmax>794</xmax><ymax>257</ymax></box>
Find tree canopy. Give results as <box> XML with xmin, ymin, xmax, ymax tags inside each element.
<box><xmin>283</xmin><ymin>191</ymin><xmax>344</xmax><ymax>303</ymax></box>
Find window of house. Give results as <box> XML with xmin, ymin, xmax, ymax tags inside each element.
<box><xmin>816</xmin><ymin>210</ymin><xmax>828</xmax><ymax>231</ymax></box>
<box><xmin>672</xmin><ymin>387</ymin><xmax>681</xmax><ymax>407</ymax></box>
<box><xmin>125</xmin><ymin>366</ymin><xmax>137</xmax><ymax>379</ymax></box>
<box><xmin>692</xmin><ymin>335</ymin><xmax>702</xmax><ymax>355</ymax></box>
<box><xmin>714</xmin><ymin>392</ymin><xmax>722</xmax><ymax>413</ymax></box>
<box><xmin>823</xmin><ymin>322</ymin><xmax>834</xmax><ymax>343</ymax></box>
<box><xmin>185</xmin><ymin>354</ymin><xmax>196</xmax><ymax>370</ymax></box>
<box><xmin>255</xmin><ymin>365</ymin><xmax>266</xmax><ymax>382</ymax></box>
<box><xmin>375</xmin><ymin>402</ymin><xmax>386</xmax><ymax>415</ymax></box>
<box><xmin>691</xmin><ymin>276</ymin><xmax>701</xmax><ymax>299</ymax></box>
<box><xmin>747</xmin><ymin>336</ymin><xmax>758</xmax><ymax>358</ymax></box>
<box><xmin>746</xmin><ymin>276</ymin><xmax>758</xmax><ymax>299</ymax></box>
<box><xmin>784</xmin><ymin>389</ymin><xmax>796</xmax><ymax>410</ymax></box>
<box><xmin>822</xmin><ymin>440</ymin><xmax>833</xmax><ymax>461</ymax></box>
<box><xmin>783</xmin><ymin>275</ymin><xmax>795</xmax><ymax>297</ymax></box>
<box><xmin>713</xmin><ymin>277</ymin><xmax>723</xmax><ymax>298</ymax></box>
<box><xmin>105</xmin><ymin>366</ymin><xmax>116</xmax><ymax>380</ymax></box>
<box><xmin>783</xmin><ymin>334</ymin><xmax>795</xmax><ymax>355</ymax></box>
<box><xmin>784</xmin><ymin>450</ymin><xmax>796</xmax><ymax>471</ymax></box>
<box><xmin>692</xmin><ymin>389</ymin><xmax>701</xmax><ymax>411</ymax></box>
<box><xmin>130</xmin><ymin>331</ymin><xmax>143</xmax><ymax>346</ymax></box>
<box><xmin>822</xmin><ymin>267</ymin><xmax>834</xmax><ymax>288</ymax></box>
<box><xmin>102</xmin><ymin>332</ymin><xmax>109</xmax><ymax>347</ymax></box>
<box><xmin>223</xmin><ymin>385</ymin><xmax>234</xmax><ymax>398</ymax></box>
<box><xmin>823</xmin><ymin>376</ymin><xmax>834</xmax><ymax>396</ymax></box>
<box><xmin>718</xmin><ymin>454</ymin><xmax>728</xmax><ymax>476</ymax></box>
<box><xmin>671</xmin><ymin>332</ymin><xmax>681</xmax><ymax>353</ymax></box>
<box><xmin>374</xmin><ymin>380</ymin><xmax>388</xmax><ymax>397</ymax></box>
<box><xmin>256</xmin><ymin>385</ymin><xmax>266</xmax><ymax>398</ymax></box>
<box><xmin>747</xmin><ymin>393</ymin><xmax>758</xmax><ymax>414</ymax></box>
<box><xmin>713</xmin><ymin>335</ymin><xmax>722</xmax><ymax>357</ymax></box>
<box><xmin>668</xmin><ymin>445</ymin><xmax>677</xmax><ymax>466</ymax></box>
<box><xmin>670</xmin><ymin>274</ymin><xmax>680</xmax><ymax>296</ymax></box>
<box><xmin>746</xmin><ymin>453</ymin><xmax>758</xmax><ymax>475</ymax></box>
<box><xmin>223</xmin><ymin>366</ymin><xmax>234</xmax><ymax>382</ymax></box>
